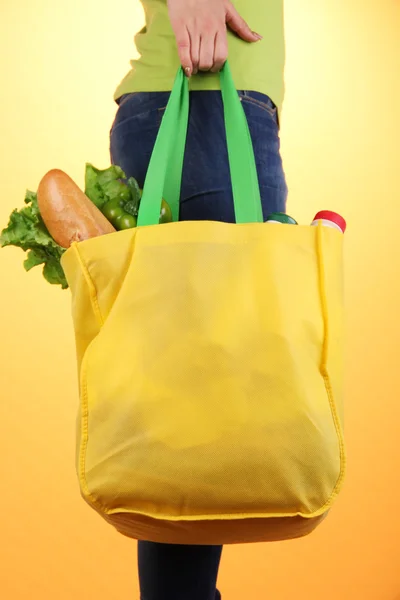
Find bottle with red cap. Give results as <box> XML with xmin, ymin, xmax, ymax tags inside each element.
<box><xmin>311</xmin><ymin>210</ymin><xmax>346</xmax><ymax>233</ymax></box>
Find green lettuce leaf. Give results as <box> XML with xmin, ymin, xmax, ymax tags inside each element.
<box><xmin>1</xmin><ymin>163</ymin><xmax>142</xmax><ymax>290</ymax></box>
<box><xmin>84</xmin><ymin>163</ymin><xmax>142</xmax><ymax>213</ymax></box>
<box><xmin>84</xmin><ymin>163</ymin><xmax>128</xmax><ymax>209</ymax></box>
<box><xmin>0</xmin><ymin>190</ymin><xmax>68</xmax><ymax>289</ymax></box>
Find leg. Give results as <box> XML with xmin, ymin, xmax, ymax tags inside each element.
<box><xmin>138</xmin><ymin>541</ymin><xmax>222</xmax><ymax>600</ymax></box>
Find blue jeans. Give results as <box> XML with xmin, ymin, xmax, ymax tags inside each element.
<box><xmin>109</xmin><ymin>89</ymin><xmax>288</xmax><ymax>600</ymax></box>
<box><xmin>110</xmin><ymin>90</ymin><xmax>288</xmax><ymax>223</ymax></box>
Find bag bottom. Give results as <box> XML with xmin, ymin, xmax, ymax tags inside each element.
<box><xmin>101</xmin><ymin>510</ymin><xmax>329</xmax><ymax>545</ymax></box>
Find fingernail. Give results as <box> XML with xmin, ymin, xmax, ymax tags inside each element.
<box><xmin>253</xmin><ymin>32</ymin><xmax>263</xmax><ymax>40</ymax></box>
<box><xmin>184</xmin><ymin>66</ymin><xmax>192</xmax><ymax>77</ymax></box>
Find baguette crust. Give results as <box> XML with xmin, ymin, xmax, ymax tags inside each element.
<box><xmin>37</xmin><ymin>169</ymin><xmax>115</xmax><ymax>248</ymax></box>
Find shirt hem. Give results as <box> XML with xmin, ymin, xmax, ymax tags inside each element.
<box><xmin>113</xmin><ymin>77</ymin><xmax>285</xmax><ymax>121</ymax></box>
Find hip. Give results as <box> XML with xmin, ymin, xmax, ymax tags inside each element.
<box><xmin>110</xmin><ymin>90</ymin><xmax>288</xmax><ymax>221</ymax></box>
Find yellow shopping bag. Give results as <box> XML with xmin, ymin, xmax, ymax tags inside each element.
<box><xmin>61</xmin><ymin>63</ymin><xmax>345</xmax><ymax>545</ymax></box>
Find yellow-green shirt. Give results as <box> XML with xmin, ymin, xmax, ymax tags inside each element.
<box><xmin>114</xmin><ymin>0</ymin><xmax>285</xmax><ymax>116</ymax></box>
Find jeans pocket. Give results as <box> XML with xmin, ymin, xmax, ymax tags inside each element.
<box><xmin>240</xmin><ymin>91</ymin><xmax>278</xmax><ymax>121</ymax></box>
<box><xmin>116</xmin><ymin>93</ymin><xmax>138</xmax><ymax>107</ymax></box>
<box><xmin>111</xmin><ymin>92</ymin><xmax>170</xmax><ymax>136</ymax></box>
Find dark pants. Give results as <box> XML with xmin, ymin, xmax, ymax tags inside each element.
<box><xmin>138</xmin><ymin>543</ymin><xmax>222</xmax><ymax>600</ymax></box>
<box><xmin>109</xmin><ymin>89</ymin><xmax>288</xmax><ymax>600</ymax></box>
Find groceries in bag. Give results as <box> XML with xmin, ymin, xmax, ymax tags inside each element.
<box><xmin>311</xmin><ymin>210</ymin><xmax>347</xmax><ymax>233</ymax></box>
<box><xmin>265</xmin><ymin>212</ymin><xmax>298</xmax><ymax>224</ymax></box>
<box><xmin>266</xmin><ymin>210</ymin><xmax>346</xmax><ymax>233</ymax></box>
<box><xmin>0</xmin><ymin>164</ymin><xmax>172</xmax><ymax>289</ymax></box>
<box><xmin>37</xmin><ymin>169</ymin><xmax>116</xmax><ymax>248</ymax></box>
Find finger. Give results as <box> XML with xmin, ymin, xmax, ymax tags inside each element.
<box><xmin>190</xmin><ymin>30</ymin><xmax>200</xmax><ymax>75</ymax></box>
<box><xmin>210</xmin><ymin>30</ymin><xmax>228</xmax><ymax>73</ymax></box>
<box><xmin>174</xmin><ymin>24</ymin><xmax>193</xmax><ymax>76</ymax></box>
<box><xmin>225</xmin><ymin>5</ymin><xmax>262</xmax><ymax>43</ymax></box>
<box><xmin>198</xmin><ymin>34</ymin><xmax>215</xmax><ymax>72</ymax></box>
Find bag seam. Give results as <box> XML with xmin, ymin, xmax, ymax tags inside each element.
<box><xmin>315</xmin><ymin>222</ymin><xmax>346</xmax><ymax>511</ymax></box>
<box><xmin>72</xmin><ymin>243</ymin><xmax>104</xmax><ymax>328</ymax></box>
<box><xmin>76</xmin><ymin>233</ymin><xmax>138</xmax><ymax>514</ymax></box>
<box><xmin>72</xmin><ymin>241</ymin><xmax>106</xmax><ymax>512</ymax></box>
<box><xmin>84</xmin><ymin>230</ymin><xmax>138</xmax><ymax>328</ymax></box>
<box><xmin>78</xmin><ymin>352</ymin><xmax>106</xmax><ymax>513</ymax></box>
<box><xmin>102</xmin><ymin>507</ymin><xmax>326</xmax><ymax>522</ymax></box>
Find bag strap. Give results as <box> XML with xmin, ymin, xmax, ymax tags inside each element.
<box><xmin>137</xmin><ymin>62</ymin><xmax>263</xmax><ymax>227</ymax></box>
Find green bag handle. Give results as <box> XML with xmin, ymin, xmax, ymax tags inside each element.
<box><xmin>137</xmin><ymin>62</ymin><xmax>263</xmax><ymax>227</ymax></box>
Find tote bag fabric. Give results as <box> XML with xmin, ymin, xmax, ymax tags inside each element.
<box><xmin>61</xmin><ymin>63</ymin><xmax>346</xmax><ymax>545</ymax></box>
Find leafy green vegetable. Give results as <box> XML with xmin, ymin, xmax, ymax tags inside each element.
<box><xmin>123</xmin><ymin>177</ymin><xmax>142</xmax><ymax>217</ymax></box>
<box><xmin>84</xmin><ymin>163</ymin><xmax>127</xmax><ymax>209</ymax></box>
<box><xmin>127</xmin><ymin>177</ymin><xmax>141</xmax><ymax>207</ymax></box>
<box><xmin>84</xmin><ymin>164</ymin><xmax>145</xmax><ymax>228</ymax></box>
<box><xmin>123</xmin><ymin>200</ymin><xmax>138</xmax><ymax>218</ymax></box>
<box><xmin>0</xmin><ymin>163</ymin><xmax>146</xmax><ymax>290</ymax></box>
<box><xmin>102</xmin><ymin>179</ymin><xmax>131</xmax><ymax>204</ymax></box>
<box><xmin>0</xmin><ymin>190</ymin><xmax>68</xmax><ymax>289</ymax></box>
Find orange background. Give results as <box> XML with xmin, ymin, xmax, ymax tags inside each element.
<box><xmin>0</xmin><ymin>1</ymin><xmax>399</xmax><ymax>598</ymax></box>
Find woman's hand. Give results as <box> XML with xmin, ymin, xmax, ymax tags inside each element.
<box><xmin>167</xmin><ymin>0</ymin><xmax>262</xmax><ymax>76</ymax></box>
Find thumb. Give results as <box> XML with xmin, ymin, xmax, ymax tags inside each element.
<box><xmin>225</xmin><ymin>5</ymin><xmax>262</xmax><ymax>43</ymax></box>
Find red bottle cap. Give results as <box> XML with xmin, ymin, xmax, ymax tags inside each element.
<box><xmin>313</xmin><ymin>210</ymin><xmax>347</xmax><ymax>233</ymax></box>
